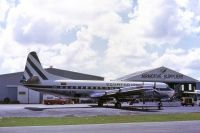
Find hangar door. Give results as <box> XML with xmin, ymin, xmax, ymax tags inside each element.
<box><xmin>17</xmin><ymin>85</ymin><xmax>40</xmax><ymax>104</ymax></box>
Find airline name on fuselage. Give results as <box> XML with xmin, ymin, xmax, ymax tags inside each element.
<box><xmin>106</xmin><ymin>83</ymin><xmax>138</xmax><ymax>87</ymax></box>
<box><xmin>59</xmin><ymin>82</ymin><xmax>138</xmax><ymax>87</ymax></box>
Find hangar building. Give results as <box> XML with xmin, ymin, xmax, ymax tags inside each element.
<box><xmin>0</xmin><ymin>68</ymin><xmax>104</xmax><ymax>103</ymax></box>
<box><xmin>117</xmin><ymin>66</ymin><xmax>200</xmax><ymax>92</ymax></box>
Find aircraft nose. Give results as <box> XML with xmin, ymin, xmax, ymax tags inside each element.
<box><xmin>170</xmin><ymin>90</ymin><xmax>176</xmax><ymax>98</ymax></box>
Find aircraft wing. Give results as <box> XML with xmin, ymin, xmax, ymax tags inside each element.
<box><xmin>90</xmin><ymin>85</ymin><xmax>153</xmax><ymax>98</ymax></box>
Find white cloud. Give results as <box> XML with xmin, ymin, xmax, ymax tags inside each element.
<box><xmin>176</xmin><ymin>0</ymin><xmax>200</xmax><ymax>34</ymax></box>
<box><xmin>152</xmin><ymin>48</ymin><xmax>200</xmax><ymax>78</ymax></box>
<box><xmin>99</xmin><ymin>0</ymin><xmax>200</xmax><ymax>79</ymax></box>
<box><xmin>0</xmin><ymin>0</ymin><xmax>200</xmax><ymax>80</ymax></box>
<box><xmin>0</xmin><ymin>0</ymin><xmax>9</xmax><ymax>22</ymax></box>
<box><xmin>4</xmin><ymin>0</ymin><xmax>132</xmax><ymax>45</ymax></box>
<box><xmin>130</xmin><ymin>0</ymin><xmax>187</xmax><ymax>44</ymax></box>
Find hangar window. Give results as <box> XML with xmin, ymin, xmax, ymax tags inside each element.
<box><xmin>19</xmin><ymin>91</ymin><xmax>26</xmax><ymax>95</ymax></box>
<box><xmin>189</xmin><ymin>84</ymin><xmax>192</xmax><ymax>91</ymax></box>
<box><xmin>181</xmin><ymin>85</ymin><xmax>184</xmax><ymax>91</ymax></box>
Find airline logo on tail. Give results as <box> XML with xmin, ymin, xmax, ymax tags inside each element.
<box><xmin>21</xmin><ymin>51</ymin><xmax>64</xmax><ymax>83</ymax></box>
<box><xmin>22</xmin><ymin>52</ymin><xmax>48</xmax><ymax>82</ymax></box>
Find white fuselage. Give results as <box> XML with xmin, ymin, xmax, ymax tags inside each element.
<box><xmin>25</xmin><ymin>80</ymin><xmax>174</xmax><ymax>99</ymax></box>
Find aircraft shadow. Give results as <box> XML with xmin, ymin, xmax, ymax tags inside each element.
<box><xmin>25</xmin><ymin>104</ymin><xmax>161</xmax><ymax>112</ymax></box>
<box><xmin>90</xmin><ymin>105</ymin><xmax>161</xmax><ymax>112</ymax></box>
<box><xmin>24</xmin><ymin>106</ymin><xmax>93</xmax><ymax>111</ymax></box>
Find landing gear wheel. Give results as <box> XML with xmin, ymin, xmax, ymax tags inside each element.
<box><xmin>98</xmin><ymin>101</ymin><xmax>103</xmax><ymax>107</ymax></box>
<box><xmin>115</xmin><ymin>102</ymin><xmax>121</xmax><ymax>108</ymax></box>
<box><xmin>158</xmin><ymin>102</ymin><xmax>162</xmax><ymax>110</ymax></box>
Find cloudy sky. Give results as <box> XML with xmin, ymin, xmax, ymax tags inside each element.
<box><xmin>0</xmin><ymin>0</ymin><xmax>200</xmax><ymax>80</ymax></box>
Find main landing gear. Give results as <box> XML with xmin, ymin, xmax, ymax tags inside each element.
<box><xmin>115</xmin><ymin>102</ymin><xmax>122</xmax><ymax>108</ymax></box>
<box><xmin>97</xmin><ymin>99</ymin><xmax>122</xmax><ymax>109</ymax></box>
<box><xmin>98</xmin><ymin>101</ymin><xmax>104</xmax><ymax>107</ymax></box>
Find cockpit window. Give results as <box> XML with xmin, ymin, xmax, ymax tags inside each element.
<box><xmin>156</xmin><ymin>87</ymin><xmax>172</xmax><ymax>91</ymax></box>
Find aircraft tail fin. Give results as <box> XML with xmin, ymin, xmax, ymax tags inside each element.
<box><xmin>21</xmin><ymin>51</ymin><xmax>61</xmax><ymax>83</ymax></box>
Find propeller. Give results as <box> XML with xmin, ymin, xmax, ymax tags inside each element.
<box><xmin>152</xmin><ymin>82</ymin><xmax>161</xmax><ymax>99</ymax></box>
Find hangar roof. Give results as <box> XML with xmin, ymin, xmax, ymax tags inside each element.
<box><xmin>0</xmin><ymin>67</ymin><xmax>104</xmax><ymax>81</ymax></box>
<box><xmin>46</xmin><ymin>68</ymin><xmax>104</xmax><ymax>80</ymax></box>
<box><xmin>117</xmin><ymin>66</ymin><xmax>198</xmax><ymax>83</ymax></box>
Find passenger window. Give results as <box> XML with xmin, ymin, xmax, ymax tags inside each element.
<box><xmin>62</xmin><ymin>86</ymin><xmax>66</xmax><ymax>89</ymax></box>
<box><xmin>61</xmin><ymin>82</ymin><xmax>67</xmax><ymax>86</ymax></box>
<box><xmin>68</xmin><ymin>86</ymin><xmax>71</xmax><ymax>89</ymax></box>
<box><xmin>82</xmin><ymin>86</ymin><xmax>86</xmax><ymax>89</ymax></box>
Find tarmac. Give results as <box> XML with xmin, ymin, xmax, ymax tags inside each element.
<box><xmin>0</xmin><ymin>103</ymin><xmax>200</xmax><ymax>133</ymax></box>
<box><xmin>0</xmin><ymin>103</ymin><xmax>199</xmax><ymax>117</ymax></box>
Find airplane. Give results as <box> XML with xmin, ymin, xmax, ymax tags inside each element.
<box><xmin>20</xmin><ymin>51</ymin><xmax>175</xmax><ymax>108</ymax></box>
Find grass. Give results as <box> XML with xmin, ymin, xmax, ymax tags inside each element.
<box><xmin>0</xmin><ymin>113</ymin><xmax>200</xmax><ymax>127</ymax></box>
